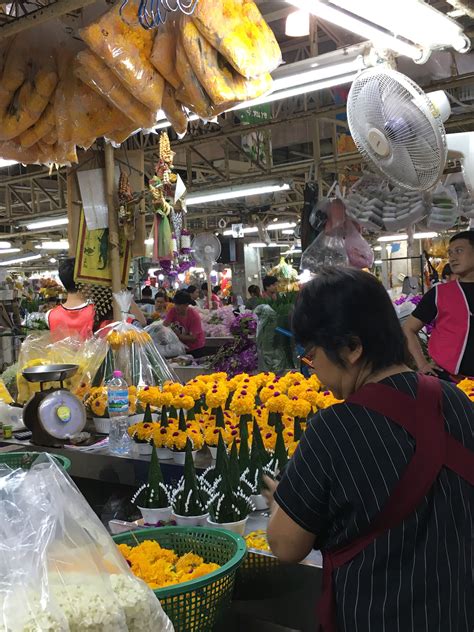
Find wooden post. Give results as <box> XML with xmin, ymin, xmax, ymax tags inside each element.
<box><xmin>66</xmin><ymin>168</ymin><xmax>80</xmax><ymax>256</ymax></box>
<box><xmin>105</xmin><ymin>143</ymin><xmax>122</xmax><ymax>320</ymax></box>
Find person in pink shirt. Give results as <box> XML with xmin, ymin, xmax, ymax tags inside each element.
<box><xmin>201</xmin><ymin>282</ymin><xmax>222</xmax><ymax>309</ymax></box>
<box><xmin>164</xmin><ymin>290</ymin><xmax>206</xmax><ymax>357</ymax></box>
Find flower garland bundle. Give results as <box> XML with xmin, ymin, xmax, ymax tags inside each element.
<box><xmin>107</xmin><ymin>329</ymin><xmax>151</xmax><ymax>350</ymax></box>
<box><xmin>457</xmin><ymin>378</ymin><xmax>474</xmax><ymax>402</ymax></box>
<box><xmin>209</xmin><ymin>312</ymin><xmax>258</xmax><ymax>378</ymax></box>
<box><xmin>118</xmin><ymin>542</ymin><xmax>220</xmax><ymax>590</ymax></box>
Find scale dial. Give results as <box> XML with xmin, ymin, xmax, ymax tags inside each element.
<box><xmin>38</xmin><ymin>390</ymin><xmax>86</xmax><ymax>439</ymax></box>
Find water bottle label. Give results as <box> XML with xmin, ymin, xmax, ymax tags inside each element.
<box><xmin>108</xmin><ymin>390</ymin><xmax>129</xmax><ymax>414</ymax></box>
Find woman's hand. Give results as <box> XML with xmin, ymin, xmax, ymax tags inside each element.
<box><xmin>262</xmin><ymin>475</ymin><xmax>278</xmax><ymax>508</ymax></box>
<box><xmin>419</xmin><ymin>361</ymin><xmax>442</xmax><ymax>376</ymax></box>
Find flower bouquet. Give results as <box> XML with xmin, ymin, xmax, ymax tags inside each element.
<box><xmin>171</xmin><ymin>440</ymin><xmax>209</xmax><ymax>526</ymax></box>
<box><xmin>209</xmin><ymin>311</ymin><xmax>258</xmax><ymax>377</ymax></box>
<box><xmin>128</xmin><ymin>405</ymin><xmax>159</xmax><ymax>455</ymax></box>
<box><xmin>133</xmin><ymin>447</ymin><xmax>172</xmax><ymax>524</ymax></box>
<box><xmin>165</xmin><ymin>407</ymin><xmax>204</xmax><ymax>464</ymax></box>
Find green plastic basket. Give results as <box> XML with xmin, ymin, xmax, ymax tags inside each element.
<box><xmin>113</xmin><ymin>526</ymin><xmax>247</xmax><ymax>632</ymax></box>
<box><xmin>0</xmin><ymin>451</ymin><xmax>71</xmax><ymax>471</ymax></box>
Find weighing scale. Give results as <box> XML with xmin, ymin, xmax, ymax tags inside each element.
<box><xmin>22</xmin><ymin>364</ymin><xmax>86</xmax><ymax>447</ymax></box>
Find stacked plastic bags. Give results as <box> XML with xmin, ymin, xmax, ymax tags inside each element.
<box><xmin>0</xmin><ymin>0</ymin><xmax>281</xmax><ymax>164</ymax></box>
<box><xmin>0</xmin><ymin>454</ymin><xmax>173</xmax><ymax>630</ymax></box>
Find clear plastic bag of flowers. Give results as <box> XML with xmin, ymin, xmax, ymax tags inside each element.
<box><xmin>97</xmin><ymin>291</ymin><xmax>179</xmax><ymax>387</ymax></box>
<box><xmin>145</xmin><ymin>321</ymin><xmax>187</xmax><ymax>358</ymax></box>
<box><xmin>16</xmin><ymin>330</ymin><xmax>107</xmax><ymax>404</ymax></box>
<box><xmin>0</xmin><ymin>453</ymin><xmax>174</xmax><ymax>631</ymax></box>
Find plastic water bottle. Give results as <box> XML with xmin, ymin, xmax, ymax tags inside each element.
<box><xmin>106</xmin><ymin>370</ymin><xmax>131</xmax><ymax>455</ymax></box>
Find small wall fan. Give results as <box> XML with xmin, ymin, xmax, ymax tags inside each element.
<box><xmin>191</xmin><ymin>233</ymin><xmax>222</xmax><ymax>307</ymax></box>
<box><xmin>347</xmin><ymin>67</ymin><xmax>474</xmax><ymax>194</ymax></box>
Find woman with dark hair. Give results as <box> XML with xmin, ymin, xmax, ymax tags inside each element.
<box><xmin>163</xmin><ymin>290</ymin><xmax>206</xmax><ymax>356</ymax></box>
<box><xmin>265</xmin><ymin>268</ymin><xmax>474</xmax><ymax>632</ymax></box>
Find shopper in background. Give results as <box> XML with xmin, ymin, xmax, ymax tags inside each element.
<box><xmin>265</xmin><ymin>267</ymin><xmax>473</xmax><ymax>632</ymax></box>
<box><xmin>245</xmin><ymin>284</ymin><xmax>261</xmax><ymax>310</ymax></box>
<box><xmin>262</xmin><ymin>275</ymin><xmax>279</xmax><ymax>300</ymax></box>
<box><xmin>185</xmin><ymin>285</ymin><xmax>200</xmax><ymax>306</ymax></box>
<box><xmin>404</xmin><ymin>230</ymin><xmax>474</xmax><ymax>380</ymax></box>
<box><xmin>164</xmin><ymin>290</ymin><xmax>206</xmax><ymax>357</ymax></box>
<box><xmin>137</xmin><ymin>286</ymin><xmax>155</xmax><ymax>317</ymax></box>
<box><xmin>47</xmin><ymin>257</ymin><xmax>95</xmax><ymax>340</ymax></box>
<box><xmin>202</xmin><ymin>282</ymin><xmax>222</xmax><ymax>309</ymax></box>
<box><xmin>153</xmin><ymin>291</ymin><xmax>172</xmax><ymax>318</ymax></box>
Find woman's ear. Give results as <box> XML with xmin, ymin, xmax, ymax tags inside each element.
<box><xmin>341</xmin><ymin>339</ymin><xmax>363</xmax><ymax>366</ymax></box>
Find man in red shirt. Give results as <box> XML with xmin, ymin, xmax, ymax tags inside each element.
<box><xmin>47</xmin><ymin>257</ymin><xmax>95</xmax><ymax>340</ymax></box>
<box><xmin>164</xmin><ymin>290</ymin><xmax>206</xmax><ymax>357</ymax></box>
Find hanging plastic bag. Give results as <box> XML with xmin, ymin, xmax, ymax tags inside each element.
<box><xmin>96</xmin><ymin>291</ymin><xmax>179</xmax><ymax>387</ymax></box>
<box><xmin>145</xmin><ymin>321</ymin><xmax>187</xmax><ymax>358</ymax></box>
<box><xmin>0</xmin><ymin>453</ymin><xmax>173</xmax><ymax>630</ymax></box>
<box><xmin>344</xmin><ymin>220</ymin><xmax>374</xmax><ymax>269</ymax></box>
<box><xmin>300</xmin><ymin>198</ymin><xmax>349</xmax><ymax>272</ymax></box>
<box><xmin>427</xmin><ymin>182</ymin><xmax>459</xmax><ymax>230</ymax></box>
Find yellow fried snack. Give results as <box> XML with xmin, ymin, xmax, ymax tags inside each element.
<box><xmin>192</xmin><ymin>0</ymin><xmax>281</xmax><ymax>79</ymax></box>
<box><xmin>162</xmin><ymin>82</ymin><xmax>187</xmax><ymax>135</ymax></box>
<box><xmin>175</xmin><ymin>39</ymin><xmax>214</xmax><ymax>119</ymax></box>
<box><xmin>150</xmin><ymin>21</ymin><xmax>180</xmax><ymax>89</ymax></box>
<box><xmin>0</xmin><ymin>140</ymin><xmax>40</xmax><ymax>164</ymax></box>
<box><xmin>0</xmin><ymin>67</ymin><xmax>58</xmax><ymax>141</ymax></box>
<box><xmin>181</xmin><ymin>16</ymin><xmax>272</xmax><ymax>106</ymax></box>
<box><xmin>81</xmin><ymin>0</ymin><xmax>164</xmax><ymax>112</ymax></box>
<box><xmin>19</xmin><ymin>103</ymin><xmax>55</xmax><ymax>148</ymax></box>
<box><xmin>75</xmin><ymin>50</ymin><xmax>156</xmax><ymax>130</ymax></box>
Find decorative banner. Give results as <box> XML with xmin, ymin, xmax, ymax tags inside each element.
<box><xmin>238</xmin><ymin>104</ymin><xmax>272</xmax><ymax>166</ymax></box>
<box><xmin>74</xmin><ymin>209</ymin><xmax>131</xmax><ymax>287</ymax></box>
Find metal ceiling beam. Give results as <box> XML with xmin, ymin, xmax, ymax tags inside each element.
<box><xmin>0</xmin><ymin>0</ymin><xmax>97</xmax><ymax>39</ymax></box>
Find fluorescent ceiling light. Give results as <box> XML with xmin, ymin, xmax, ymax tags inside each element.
<box><xmin>0</xmin><ymin>159</ymin><xmax>18</xmax><ymax>168</ymax></box>
<box><xmin>0</xmin><ymin>253</ymin><xmax>41</xmax><ymax>266</ymax></box>
<box><xmin>330</xmin><ymin>0</ymin><xmax>470</xmax><ymax>52</ymax></box>
<box><xmin>377</xmin><ymin>234</ymin><xmax>409</xmax><ymax>242</ymax></box>
<box><xmin>187</xmin><ymin>182</ymin><xmax>290</xmax><ymax>206</ymax></box>
<box><xmin>0</xmin><ymin>248</ymin><xmax>20</xmax><ymax>255</ymax></box>
<box><xmin>282</xmin><ymin>229</ymin><xmax>295</xmax><ymax>235</ymax></box>
<box><xmin>38</xmin><ymin>240</ymin><xmax>69</xmax><ymax>250</ymax></box>
<box><xmin>267</xmin><ymin>222</ymin><xmax>297</xmax><ymax>231</ymax></box>
<box><xmin>231</xmin><ymin>72</ymin><xmax>359</xmax><ymax>111</ymax></box>
<box><xmin>374</xmin><ymin>259</ymin><xmax>383</xmax><ymax>265</ymax></box>
<box><xmin>286</xmin><ymin>0</ymin><xmax>424</xmax><ymax>60</ymax></box>
<box><xmin>413</xmin><ymin>231</ymin><xmax>438</xmax><ymax>239</ymax></box>
<box><xmin>272</xmin><ymin>57</ymin><xmax>363</xmax><ymax>92</ymax></box>
<box><xmin>25</xmin><ymin>217</ymin><xmax>68</xmax><ymax>230</ymax></box>
<box><xmin>286</xmin><ymin>9</ymin><xmax>310</xmax><ymax>36</ymax></box>
<box><xmin>0</xmin><ymin>241</ymin><xmax>12</xmax><ymax>249</ymax></box>
<box><xmin>49</xmin><ymin>257</ymin><xmax>57</xmax><ymax>264</ymax></box>
<box><xmin>223</xmin><ymin>227</ymin><xmax>259</xmax><ymax>236</ymax></box>
<box><xmin>249</xmin><ymin>242</ymin><xmax>270</xmax><ymax>248</ymax></box>
<box><xmin>283</xmin><ymin>248</ymin><xmax>302</xmax><ymax>255</ymax></box>
<box><xmin>373</xmin><ymin>245</ymin><xmax>382</xmax><ymax>251</ymax></box>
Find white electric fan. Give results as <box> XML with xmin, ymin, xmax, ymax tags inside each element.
<box><xmin>191</xmin><ymin>233</ymin><xmax>222</xmax><ymax>307</ymax></box>
<box><xmin>347</xmin><ymin>67</ymin><xmax>474</xmax><ymax>194</ymax></box>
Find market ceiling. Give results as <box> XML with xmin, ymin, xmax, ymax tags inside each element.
<box><xmin>0</xmin><ymin>0</ymin><xmax>473</xmax><ymax>237</ymax></box>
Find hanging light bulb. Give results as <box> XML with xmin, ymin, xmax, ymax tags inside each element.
<box><xmin>285</xmin><ymin>9</ymin><xmax>310</xmax><ymax>37</ymax></box>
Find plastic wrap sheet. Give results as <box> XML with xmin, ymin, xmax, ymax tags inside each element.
<box><xmin>96</xmin><ymin>291</ymin><xmax>180</xmax><ymax>387</ymax></box>
<box><xmin>162</xmin><ymin>83</ymin><xmax>188</xmax><ymax>136</ymax></box>
<box><xmin>0</xmin><ymin>29</ymin><xmax>59</xmax><ymax>141</ymax></box>
<box><xmin>175</xmin><ymin>39</ymin><xmax>215</xmax><ymax>119</ymax></box>
<box><xmin>344</xmin><ymin>220</ymin><xmax>374</xmax><ymax>269</ymax></box>
<box><xmin>0</xmin><ymin>454</ymin><xmax>174</xmax><ymax>631</ymax></box>
<box><xmin>192</xmin><ymin>0</ymin><xmax>281</xmax><ymax>79</ymax></box>
<box><xmin>150</xmin><ymin>20</ymin><xmax>180</xmax><ymax>89</ymax></box>
<box><xmin>16</xmin><ymin>332</ymin><xmax>107</xmax><ymax>404</ymax></box>
<box><xmin>75</xmin><ymin>50</ymin><xmax>157</xmax><ymax>130</ymax></box>
<box><xmin>181</xmin><ymin>15</ymin><xmax>272</xmax><ymax>106</ymax></box>
<box><xmin>56</xmin><ymin>51</ymin><xmax>136</xmax><ymax>150</ymax></box>
<box><xmin>254</xmin><ymin>304</ymin><xmax>289</xmax><ymax>373</ymax></box>
<box><xmin>80</xmin><ymin>0</ymin><xmax>164</xmax><ymax>113</ymax></box>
